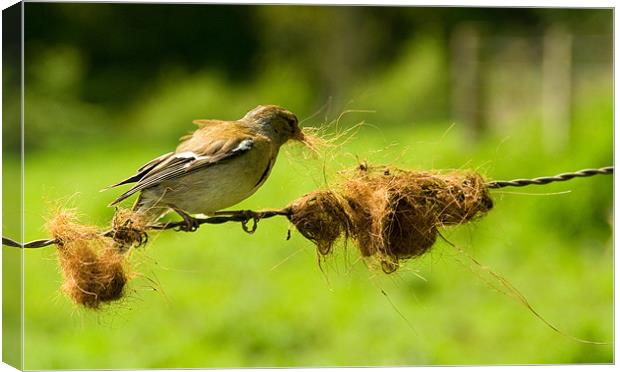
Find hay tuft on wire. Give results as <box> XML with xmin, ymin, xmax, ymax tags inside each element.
<box><xmin>287</xmin><ymin>166</ymin><xmax>493</xmax><ymax>272</ymax></box>
<box><xmin>111</xmin><ymin>208</ymin><xmax>148</xmax><ymax>249</ymax></box>
<box><xmin>46</xmin><ymin>209</ymin><xmax>129</xmax><ymax>309</ymax></box>
<box><xmin>40</xmin><ymin>163</ymin><xmax>495</xmax><ymax>308</ymax></box>
<box><xmin>289</xmin><ymin>191</ymin><xmax>351</xmax><ymax>255</ymax></box>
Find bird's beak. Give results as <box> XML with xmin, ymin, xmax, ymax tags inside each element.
<box><xmin>293</xmin><ymin>127</ymin><xmax>322</xmax><ymax>154</ymax></box>
<box><xmin>293</xmin><ymin>128</ymin><xmax>305</xmax><ymax>142</ymax></box>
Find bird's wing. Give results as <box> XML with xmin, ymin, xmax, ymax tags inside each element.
<box><xmin>101</xmin><ymin>151</ymin><xmax>175</xmax><ymax>191</ymax></box>
<box><xmin>108</xmin><ymin>136</ymin><xmax>254</xmax><ymax>206</ymax></box>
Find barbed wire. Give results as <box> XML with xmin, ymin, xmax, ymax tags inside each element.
<box><xmin>1</xmin><ymin>209</ymin><xmax>291</xmax><ymax>249</ymax></box>
<box><xmin>2</xmin><ymin>166</ymin><xmax>612</xmax><ymax>249</ymax></box>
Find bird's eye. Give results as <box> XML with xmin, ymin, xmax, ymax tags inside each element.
<box><xmin>285</xmin><ymin>117</ymin><xmax>297</xmax><ymax>130</ymax></box>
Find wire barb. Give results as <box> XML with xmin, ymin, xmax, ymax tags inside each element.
<box><xmin>486</xmin><ymin>166</ymin><xmax>613</xmax><ymax>189</ymax></box>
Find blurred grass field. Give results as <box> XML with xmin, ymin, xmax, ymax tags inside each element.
<box><xmin>3</xmin><ymin>4</ymin><xmax>613</xmax><ymax>368</ymax></box>
<box><xmin>17</xmin><ymin>93</ymin><xmax>613</xmax><ymax>368</ymax></box>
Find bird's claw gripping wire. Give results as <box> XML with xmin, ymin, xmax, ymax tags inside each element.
<box><xmin>214</xmin><ymin>210</ymin><xmax>261</xmax><ymax>234</ymax></box>
<box><xmin>169</xmin><ymin>205</ymin><xmax>200</xmax><ymax>232</ymax></box>
<box><xmin>241</xmin><ymin>212</ymin><xmax>260</xmax><ymax>234</ymax></box>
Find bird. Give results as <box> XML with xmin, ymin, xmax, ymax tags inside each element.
<box><xmin>104</xmin><ymin>105</ymin><xmax>304</xmax><ymax>230</ymax></box>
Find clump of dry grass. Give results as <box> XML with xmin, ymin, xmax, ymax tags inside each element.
<box><xmin>43</xmin><ymin>160</ymin><xmax>493</xmax><ymax>309</ymax></box>
<box><xmin>46</xmin><ymin>209</ymin><xmax>129</xmax><ymax>309</ymax></box>
<box><xmin>287</xmin><ymin>165</ymin><xmax>493</xmax><ymax>272</ymax></box>
<box><xmin>111</xmin><ymin>208</ymin><xmax>148</xmax><ymax>249</ymax></box>
<box><xmin>288</xmin><ymin>191</ymin><xmax>351</xmax><ymax>255</ymax></box>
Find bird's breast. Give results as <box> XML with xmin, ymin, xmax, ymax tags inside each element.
<box><xmin>153</xmin><ymin>140</ymin><xmax>277</xmax><ymax>214</ymax></box>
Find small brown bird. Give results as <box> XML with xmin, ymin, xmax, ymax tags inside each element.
<box><xmin>105</xmin><ymin>105</ymin><xmax>303</xmax><ymax>229</ymax></box>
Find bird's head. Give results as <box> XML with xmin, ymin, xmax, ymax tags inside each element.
<box><xmin>242</xmin><ymin>105</ymin><xmax>304</xmax><ymax>145</ymax></box>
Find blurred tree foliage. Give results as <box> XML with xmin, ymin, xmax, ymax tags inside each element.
<box><xmin>24</xmin><ymin>5</ymin><xmax>611</xmax><ymax>101</ymax></box>
<box><xmin>18</xmin><ymin>4</ymin><xmax>612</xmax><ymax>151</ymax></box>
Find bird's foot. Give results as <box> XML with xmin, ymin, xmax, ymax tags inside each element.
<box><xmin>214</xmin><ymin>210</ymin><xmax>261</xmax><ymax>234</ymax></box>
<box><xmin>169</xmin><ymin>205</ymin><xmax>200</xmax><ymax>232</ymax></box>
<box><xmin>238</xmin><ymin>210</ymin><xmax>261</xmax><ymax>234</ymax></box>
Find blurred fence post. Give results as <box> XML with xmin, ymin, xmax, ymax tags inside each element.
<box><xmin>450</xmin><ymin>23</ymin><xmax>485</xmax><ymax>141</ymax></box>
<box><xmin>542</xmin><ymin>26</ymin><xmax>573</xmax><ymax>153</ymax></box>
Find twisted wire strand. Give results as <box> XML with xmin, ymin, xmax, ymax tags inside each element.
<box><xmin>2</xmin><ymin>236</ymin><xmax>57</xmax><ymax>248</ymax></box>
<box><xmin>3</xmin><ymin>166</ymin><xmax>612</xmax><ymax>249</ymax></box>
<box><xmin>486</xmin><ymin>166</ymin><xmax>613</xmax><ymax>189</ymax></box>
<box><xmin>1</xmin><ymin>209</ymin><xmax>291</xmax><ymax>249</ymax></box>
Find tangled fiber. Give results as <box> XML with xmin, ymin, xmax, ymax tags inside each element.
<box><xmin>288</xmin><ymin>191</ymin><xmax>351</xmax><ymax>255</ymax></box>
<box><xmin>288</xmin><ymin>166</ymin><xmax>493</xmax><ymax>272</ymax></box>
<box><xmin>111</xmin><ymin>208</ymin><xmax>148</xmax><ymax>249</ymax></box>
<box><xmin>46</xmin><ymin>210</ymin><xmax>129</xmax><ymax>309</ymax></box>
<box><xmin>43</xmin><ymin>164</ymin><xmax>494</xmax><ymax>308</ymax></box>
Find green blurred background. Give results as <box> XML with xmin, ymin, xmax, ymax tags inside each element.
<box><xmin>3</xmin><ymin>3</ymin><xmax>613</xmax><ymax>368</ymax></box>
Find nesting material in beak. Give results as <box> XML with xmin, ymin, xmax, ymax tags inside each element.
<box><xmin>294</xmin><ymin>129</ymin><xmax>305</xmax><ymax>142</ymax></box>
<box><xmin>295</xmin><ymin>127</ymin><xmax>330</xmax><ymax>155</ymax></box>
